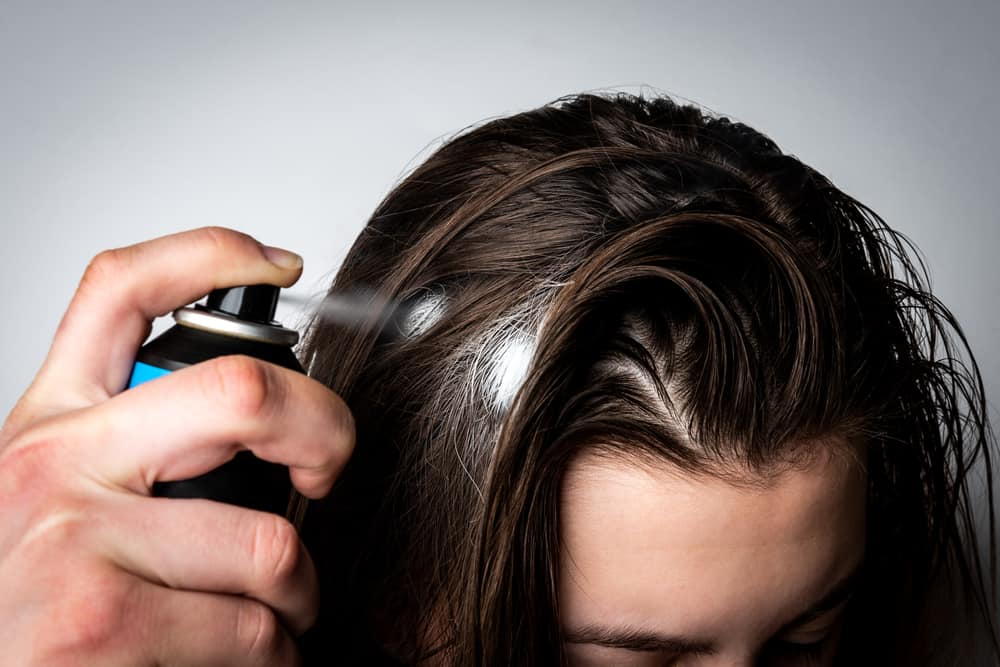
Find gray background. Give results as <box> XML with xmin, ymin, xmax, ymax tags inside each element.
<box><xmin>2</xmin><ymin>0</ymin><xmax>998</xmax><ymax>623</ymax></box>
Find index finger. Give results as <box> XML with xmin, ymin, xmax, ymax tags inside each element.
<box><xmin>32</xmin><ymin>226</ymin><xmax>304</xmax><ymax>405</ymax></box>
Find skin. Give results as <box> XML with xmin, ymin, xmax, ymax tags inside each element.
<box><xmin>559</xmin><ymin>446</ymin><xmax>867</xmax><ymax>667</ymax></box>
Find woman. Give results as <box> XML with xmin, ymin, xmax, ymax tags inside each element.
<box><xmin>296</xmin><ymin>92</ymin><xmax>999</xmax><ymax>665</ymax></box>
<box><xmin>0</xmin><ymin>92</ymin><xmax>996</xmax><ymax>666</ymax></box>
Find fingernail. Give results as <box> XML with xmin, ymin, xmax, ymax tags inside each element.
<box><xmin>262</xmin><ymin>244</ymin><xmax>303</xmax><ymax>270</ymax></box>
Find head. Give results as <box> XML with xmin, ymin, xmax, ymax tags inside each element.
<box><xmin>297</xmin><ymin>92</ymin><xmax>998</xmax><ymax>665</ymax></box>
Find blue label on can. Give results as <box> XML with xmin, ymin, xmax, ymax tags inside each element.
<box><xmin>128</xmin><ymin>361</ymin><xmax>173</xmax><ymax>388</ymax></box>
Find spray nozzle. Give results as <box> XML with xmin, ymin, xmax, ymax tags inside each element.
<box><xmin>203</xmin><ymin>285</ymin><xmax>280</xmax><ymax>324</ymax></box>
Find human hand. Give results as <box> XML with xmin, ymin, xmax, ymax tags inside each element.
<box><xmin>0</xmin><ymin>227</ymin><xmax>355</xmax><ymax>666</ymax></box>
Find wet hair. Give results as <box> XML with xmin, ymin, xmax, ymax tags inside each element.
<box><xmin>296</xmin><ymin>91</ymin><xmax>999</xmax><ymax>665</ymax></box>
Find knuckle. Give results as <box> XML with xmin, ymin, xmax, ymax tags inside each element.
<box><xmin>0</xmin><ymin>431</ymin><xmax>63</xmax><ymax>499</ymax></box>
<box><xmin>205</xmin><ymin>355</ymin><xmax>274</xmax><ymax>419</ymax></box>
<box><xmin>251</xmin><ymin>514</ymin><xmax>301</xmax><ymax>589</ymax></box>
<box><xmin>1</xmin><ymin>432</ymin><xmax>49</xmax><ymax>484</ymax></box>
<box><xmin>56</xmin><ymin>573</ymin><xmax>134</xmax><ymax>656</ymax></box>
<box><xmin>195</xmin><ymin>225</ymin><xmax>258</xmax><ymax>257</ymax></box>
<box><xmin>236</xmin><ymin>600</ymin><xmax>282</xmax><ymax>658</ymax></box>
<box><xmin>79</xmin><ymin>248</ymin><xmax>130</xmax><ymax>293</ymax></box>
<box><xmin>330</xmin><ymin>397</ymin><xmax>357</xmax><ymax>466</ymax></box>
<box><xmin>0</xmin><ymin>432</ymin><xmax>96</xmax><ymax>550</ymax></box>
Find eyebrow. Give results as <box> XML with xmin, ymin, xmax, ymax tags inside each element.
<box><xmin>562</xmin><ymin>625</ymin><xmax>718</xmax><ymax>654</ymax></box>
<box><xmin>563</xmin><ymin>558</ymin><xmax>865</xmax><ymax>654</ymax></box>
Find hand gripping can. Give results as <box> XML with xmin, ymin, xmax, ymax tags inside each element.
<box><xmin>127</xmin><ymin>284</ymin><xmax>309</xmax><ymax>530</ymax></box>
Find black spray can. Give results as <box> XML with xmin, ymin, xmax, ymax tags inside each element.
<box><xmin>127</xmin><ymin>284</ymin><xmax>308</xmax><ymax>530</ymax></box>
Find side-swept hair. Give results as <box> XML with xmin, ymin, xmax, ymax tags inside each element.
<box><xmin>297</xmin><ymin>92</ymin><xmax>998</xmax><ymax>665</ymax></box>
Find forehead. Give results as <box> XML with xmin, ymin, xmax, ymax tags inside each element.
<box><xmin>558</xmin><ymin>446</ymin><xmax>867</xmax><ymax>645</ymax></box>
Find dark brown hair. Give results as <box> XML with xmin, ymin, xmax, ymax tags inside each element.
<box><xmin>296</xmin><ymin>91</ymin><xmax>998</xmax><ymax>665</ymax></box>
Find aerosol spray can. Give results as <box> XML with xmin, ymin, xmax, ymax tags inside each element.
<box><xmin>127</xmin><ymin>284</ymin><xmax>309</xmax><ymax>530</ymax></box>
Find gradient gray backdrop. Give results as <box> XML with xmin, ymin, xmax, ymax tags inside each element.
<box><xmin>2</xmin><ymin>0</ymin><xmax>998</xmax><ymax>630</ymax></box>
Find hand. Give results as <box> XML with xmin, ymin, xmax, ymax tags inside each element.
<box><xmin>0</xmin><ymin>227</ymin><xmax>355</xmax><ymax>666</ymax></box>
